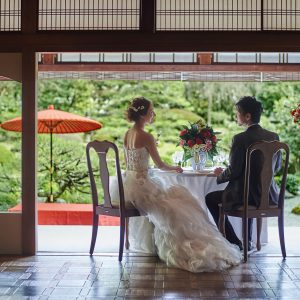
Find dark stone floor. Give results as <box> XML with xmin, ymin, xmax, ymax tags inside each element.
<box><xmin>0</xmin><ymin>254</ymin><xmax>300</xmax><ymax>299</ymax></box>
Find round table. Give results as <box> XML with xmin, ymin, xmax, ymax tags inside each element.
<box><xmin>150</xmin><ymin>167</ymin><xmax>226</xmax><ymax>211</ymax></box>
<box><xmin>151</xmin><ymin>167</ymin><xmax>268</xmax><ymax>243</ymax></box>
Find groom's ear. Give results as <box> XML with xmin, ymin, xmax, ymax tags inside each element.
<box><xmin>245</xmin><ymin>113</ymin><xmax>252</xmax><ymax>122</ymax></box>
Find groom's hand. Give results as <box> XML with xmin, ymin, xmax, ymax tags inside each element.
<box><xmin>214</xmin><ymin>167</ymin><xmax>223</xmax><ymax>176</ymax></box>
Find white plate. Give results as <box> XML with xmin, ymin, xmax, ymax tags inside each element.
<box><xmin>183</xmin><ymin>169</ymin><xmax>213</xmax><ymax>175</ymax></box>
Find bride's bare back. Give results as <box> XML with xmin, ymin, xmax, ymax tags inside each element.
<box><xmin>125</xmin><ymin>99</ymin><xmax>182</xmax><ymax>173</ymax></box>
<box><xmin>125</xmin><ymin>128</ymin><xmax>172</xmax><ymax>170</ymax></box>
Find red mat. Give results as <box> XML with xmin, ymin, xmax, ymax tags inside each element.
<box><xmin>8</xmin><ymin>203</ymin><xmax>120</xmax><ymax>226</ymax></box>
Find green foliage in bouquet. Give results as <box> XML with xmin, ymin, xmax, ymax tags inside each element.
<box><xmin>178</xmin><ymin>120</ymin><xmax>220</xmax><ymax>161</ymax></box>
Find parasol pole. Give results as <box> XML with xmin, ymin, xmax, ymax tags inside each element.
<box><xmin>50</xmin><ymin>129</ymin><xmax>53</xmax><ymax>202</ymax></box>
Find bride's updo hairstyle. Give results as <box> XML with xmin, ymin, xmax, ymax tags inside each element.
<box><xmin>126</xmin><ymin>97</ymin><xmax>151</xmax><ymax>122</ymax></box>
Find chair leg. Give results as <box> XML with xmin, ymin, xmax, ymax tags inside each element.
<box><xmin>256</xmin><ymin>218</ymin><xmax>262</xmax><ymax>251</ymax></box>
<box><xmin>125</xmin><ymin>218</ymin><xmax>130</xmax><ymax>250</ymax></box>
<box><xmin>243</xmin><ymin>217</ymin><xmax>248</xmax><ymax>263</ymax></box>
<box><xmin>218</xmin><ymin>206</ymin><xmax>226</xmax><ymax>237</ymax></box>
<box><xmin>119</xmin><ymin>216</ymin><xmax>126</xmax><ymax>262</ymax></box>
<box><xmin>90</xmin><ymin>213</ymin><xmax>99</xmax><ymax>255</ymax></box>
<box><xmin>278</xmin><ymin>214</ymin><xmax>287</xmax><ymax>259</ymax></box>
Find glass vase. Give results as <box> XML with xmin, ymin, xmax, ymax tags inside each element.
<box><xmin>191</xmin><ymin>149</ymin><xmax>207</xmax><ymax>171</ymax></box>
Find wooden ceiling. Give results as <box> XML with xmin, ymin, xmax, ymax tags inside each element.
<box><xmin>1</xmin><ymin>1</ymin><xmax>300</xmax><ymax>52</ymax></box>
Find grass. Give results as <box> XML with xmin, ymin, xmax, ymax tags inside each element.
<box><xmin>268</xmin><ymin>194</ymin><xmax>300</xmax><ymax>227</ymax></box>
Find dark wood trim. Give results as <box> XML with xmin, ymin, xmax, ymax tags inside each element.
<box><xmin>1</xmin><ymin>31</ymin><xmax>300</xmax><ymax>52</ymax></box>
<box><xmin>21</xmin><ymin>0</ymin><xmax>38</xmax><ymax>34</ymax></box>
<box><xmin>38</xmin><ymin>63</ymin><xmax>300</xmax><ymax>72</ymax></box>
<box><xmin>21</xmin><ymin>49</ymin><xmax>37</xmax><ymax>255</ymax></box>
<box><xmin>140</xmin><ymin>0</ymin><xmax>156</xmax><ymax>33</ymax></box>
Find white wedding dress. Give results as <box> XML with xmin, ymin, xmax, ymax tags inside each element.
<box><xmin>110</xmin><ymin>147</ymin><xmax>242</xmax><ymax>272</ymax></box>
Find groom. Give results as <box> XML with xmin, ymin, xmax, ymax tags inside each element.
<box><xmin>205</xmin><ymin>96</ymin><xmax>281</xmax><ymax>250</ymax></box>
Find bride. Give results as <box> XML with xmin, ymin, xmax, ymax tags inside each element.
<box><xmin>111</xmin><ymin>97</ymin><xmax>242</xmax><ymax>272</ymax></box>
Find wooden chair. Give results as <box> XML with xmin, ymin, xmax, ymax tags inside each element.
<box><xmin>86</xmin><ymin>140</ymin><xmax>141</xmax><ymax>261</ymax></box>
<box><xmin>218</xmin><ymin>141</ymin><xmax>289</xmax><ymax>262</ymax></box>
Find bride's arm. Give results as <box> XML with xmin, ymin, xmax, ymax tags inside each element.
<box><xmin>145</xmin><ymin>133</ymin><xmax>182</xmax><ymax>173</ymax></box>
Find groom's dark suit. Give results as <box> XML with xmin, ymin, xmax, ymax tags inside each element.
<box><xmin>205</xmin><ymin>124</ymin><xmax>281</xmax><ymax>246</ymax></box>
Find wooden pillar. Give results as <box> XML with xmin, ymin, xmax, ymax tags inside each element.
<box><xmin>41</xmin><ymin>53</ymin><xmax>58</xmax><ymax>65</ymax></box>
<box><xmin>21</xmin><ymin>49</ymin><xmax>37</xmax><ymax>255</ymax></box>
<box><xmin>21</xmin><ymin>0</ymin><xmax>38</xmax><ymax>255</ymax></box>
<box><xmin>197</xmin><ymin>53</ymin><xmax>213</xmax><ymax>65</ymax></box>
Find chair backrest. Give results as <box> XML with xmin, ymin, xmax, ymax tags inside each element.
<box><xmin>86</xmin><ymin>140</ymin><xmax>126</xmax><ymax>212</ymax></box>
<box><xmin>243</xmin><ymin>140</ymin><xmax>289</xmax><ymax>212</ymax></box>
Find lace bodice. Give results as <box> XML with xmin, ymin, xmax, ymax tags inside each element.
<box><xmin>125</xmin><ymin>147</ymin><xmax>150</xmax><ymax>172</ymax></box>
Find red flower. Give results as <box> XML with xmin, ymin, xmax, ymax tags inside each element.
<box><xmin>211</xmin><ymin>135</ymin><xmax>217</xmax><ymax>143</ymax></box>
<box><xmin>180</xmin><ymin>139</ymin><xmax>185</xmax><ymax>146</ymax></box>
<box><xmin>195</xmin><ymin>138</ymin><xmax>203</xmax><ymax>145</ymax></box>
<box><xmin>205</xmin><ymin>140</ymin><xmax>212</xmax><ymax>151</ymax></box>
<box><xmin>201</xmin><ymin>129</ymin><xmax>211</xmax><ymax>138</ymax></box>
<box><xmin>187</xmin><ymin>140</ymin><xmax>195</xmax><ymax>148</ymax></box>
<box><xmin>180</xmin><ymin>129</ymin><xmax>188</xmax><ymax>136</ymax></box>
<box><xmin>291</xmin><ymin>104</ymin><xmax>300</xmax><ymax>124</ymax></box>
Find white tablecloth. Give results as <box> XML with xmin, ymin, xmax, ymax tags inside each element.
<box><xmin>151</xmin><ymin>168</ymin><xmax>268</xmax><ymax>243</ymax></box>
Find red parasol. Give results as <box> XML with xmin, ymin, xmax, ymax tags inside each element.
<box><xmin>1</xmin><ymin>105</ymin><xmax>102</xmax><ymax>201</ymax></box>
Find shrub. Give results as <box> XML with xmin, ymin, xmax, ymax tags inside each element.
<box><xmin>276</xmin><ymin>174</ymin><xmax>299</xmax><ymax>195</ymax></box>
<box><xmin>286</xmin><ymin>174</ymin><xmax>299</xmax><ymax>195</ymax></box>
<box><xmin>291</xmin><ymin>203</ymin><xmax>300</xmax><ymax>215</ymax></box>
<box><xmin>0</xmin><ymin>144</ymin><xmax>14</xmax><ymax>165</ymax></box>
<box><xmin>211</xmin><ymin>111</ymin><xmax>230</xmax><ymax>125</ymax></box>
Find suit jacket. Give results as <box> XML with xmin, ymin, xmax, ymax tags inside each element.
<box><xmin>217</xmin><ymin>124</ymin><xmax>281</xmax><ymax>211</ymax></box>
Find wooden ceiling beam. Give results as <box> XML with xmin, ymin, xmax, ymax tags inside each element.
<box><xmin>2</xmin><ymin>31</ymin><xmax>300</xmax><ymax>52</ymax></box>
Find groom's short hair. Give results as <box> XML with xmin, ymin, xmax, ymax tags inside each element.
<box><xmin>236</xmin><ymin>96</ymin><xmax>263</xmax><ymax>123</ymax></box>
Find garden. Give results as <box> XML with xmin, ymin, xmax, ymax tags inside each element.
<box><xmin>0</xmin><ymin>80</ymin><xmax>299</xmax><ymax>219</ymax></box>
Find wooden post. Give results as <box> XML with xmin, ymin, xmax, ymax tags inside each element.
<box><xmin>21</xmin><ymin>49</ymin><xmax>38</xmax><ymax>255</ymax></box>
<box><xmin>197</xmin><ymin>53</ymin><xmax>213</xmax><ymax>65</ymax></box>
<box><xmin>21</xmin><ymin>0</ymin><xmax>39</xmax><ymax>255</ymax></box>
<box><xmin>41</xmin><ymin>53</ymin><xmax>58</xmax><ymax>65</ymax></box>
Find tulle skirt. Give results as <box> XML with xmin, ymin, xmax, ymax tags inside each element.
<box><xmin>110</xmin><ymin>170</ymin><xmax>242</xmax><ymax>272</ymax></box>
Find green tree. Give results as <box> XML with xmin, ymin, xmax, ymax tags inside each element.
<box><xmin>38</xmin><ymin>80</ymin><xmax>95</xmax><ymax>114</ymax></box>
<box><xmin>0</xmin><ymin>143</ymin><xmax>21</xmax><ymax>210</ymax></box>
<box><xmin>256</xmin><ymin>83</ymin><xmax>296</xmax><ymax>117</ymax></box>
<box><xmin>37</xmin><ymin>136</ymin><xmax>91</xmax><ymax>202</ymax></box>
<box><xmin>273</xmin><ymin>97</ymin><xmax>300</xmax><ymax>172</ymax></box>
<box><xmin>184</xmin><ymin>82</ymin><xmax>254</xmax><ymax>123</ymax></box>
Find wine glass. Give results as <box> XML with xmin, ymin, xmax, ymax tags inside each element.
<box><xmin>213</xmin><ymin>152</ymin><xmax>227</xmax><ymax>167</ymax></box>
<box><xmin>172</xmin><ymin>151</ymin><xmax>184</xmax><ymax>166</ymax></box>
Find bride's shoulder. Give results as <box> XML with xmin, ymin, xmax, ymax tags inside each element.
<box><xmin>142</xmin><ymin>131</ymin><xmax>155</xmax><ymax>142</ymax></box>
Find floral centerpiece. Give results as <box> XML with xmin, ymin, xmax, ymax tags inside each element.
<box><xmin>291</xmin><ymin>104</ymin><xmax>300</xmax><ymax>124</ymax></box>
<box><xmin>178</xmin><ymin>120</ymin><xmax>219</xmax><ymax>169</ymax></box>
